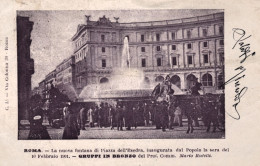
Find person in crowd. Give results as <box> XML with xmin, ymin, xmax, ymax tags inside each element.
<box><xmin>79</xmin><ymin>105</ymin><xmax>86</xmax><ymax>130</ymax></box>
<box><xmin>190</xmin><ymin>77</ymin><xmax>201</xmax><ymax>127</ymax></box>
<box><xmin>143</xmin><ymin>102</ymin><xmax>150</xmax><ymax>126</ymax></box>
<box><xmin>166</xmin><ymin>88</ymin><xmax>176</xmax><ymax>130</ymax></box>
<box><xmin>62</xmin><ymin>104</ymin><xmax>80</xmax><ymax>139</ymax></box>
<box><xmin>103</xmin><ymin>103</ymin><xmax>109</xmax><ymax>127</ymax></box>
<box><xmin>168</xmin><ymin>102</ymin><xmax>175</xmax><ymax>130</ymax></box>
<box><xmin>154</xmin><ymin>101</ymin><xmax>162</xmax><ymax>129</ymax></box>
<box><xmin>149</xmin><ymin>101</ymin><xmax>155</xmax><ymax>125</ymax></box>
<box><xmin>115</xmin><ymin>105</ymin><xmax>124</xmax><ymax>131</ymax></box>
<box><xmin>132</xmin><ymin>105</ymin><xmax>138</xmax><ymax>129</ymax></box>
<box><xmin>88</xmin><ymin>106</ymin><xmax>94</xmax><ymax>128</ymax></box>
<box><xmin>98</xmin><ymin>103</ymin><xmax>105</xmax><ymax>128</ymax></box>
<box><xmin>108</xmin><ymin>105</ymin><xmax>116</xmax><ymax>130</ymax></box>
<box><xmin>28</xmin><ymin>101</ymin><xmax>51</xmax><ymax>140</ymax></box>
<box><xmin>159</xmin><ymin>101</ymin><xmax>169</xmax><ymax>132</ymax></box>
<box><xmin>137</xmin><ymin>102</ymin><xmax>145</xmax><ymax>126</ymax></box>
<box><xmin>174</xmin><ymin>103</ymin><xmax>183</xmax><ymax>127</ymax></box>
<box><xmin>124</xmin><ymin>104</ymin><xmax>133</xmax><ymax>130</ymax></box>
<box><xmin>94</xmin><ymin>105</ymin><xmax>99</xmax><ymax>126</ymax></box>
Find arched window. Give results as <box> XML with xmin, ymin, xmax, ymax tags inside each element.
<box><xmin>144</xmin><ymin>77</ymin><xmax>150</xmax><ymax>84</ymax></box>
<box><xmin>100</xmin><ymin>77</ymin><xmax>109</xmax><ymax>84</ymax></box>
<box><xmin>155</xmin><ymin>76</ymin><xmax>164</xmax><ymax>82</ymax></box>
<box><xmin>100</xmin><ymin>77</ymin><xmax>110</xmax><ymax>90</ymax></box>
<box><xmin>202</xmin><ymin>73</ymin><xmax>213</xmax><ymax>86</ymax></box>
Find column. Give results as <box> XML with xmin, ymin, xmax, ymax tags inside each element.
<box><xmin>183</xmin><ymin>43</ymin><xmax>186</xmax><ymax>68</ymax></box>
<box><xmin>198</xmin><ymin>41</ymin><xmax>201</xmax><ymax>67</ymax></box>
<box><xmin>193</xmin><ymin>53</ymin><xmax>195</xmax><ymax>67</ymax></box>
<box><xmin>198</xmin><ymin>27</ymin><xmax>200</xmax><ymax>38</ymax></box>
<box><xmin>177</xmin><ymin>54</ymin><xmax>180</xmax><ymax>68</ymax></box>
<box><xmin>167</xmin><ymin>44</ymin><xmax>170</xmax><ymax>67</ymax></box>
<box><xmin>179</xmin><ymin>73</ymin><xmax>186</xmax><ymax>90</ymax></box>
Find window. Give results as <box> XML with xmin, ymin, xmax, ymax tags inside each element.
<box><xmin>141</xmin><ymin>34</ymin><xmax>145</xmax><ymax>42</ymax></box>
<box><xmin>203</xmin><ymin>28</ymin><xmax>207</xmax><ymax>37</ymax></box>
<box><xmin>112</xmin><ymin>32</ymin><xmax>116</xmax><ymax>42</ymax></box>
<box><xmin>203</xmin><ymin>41</ymin><xmax>208</xmax><ymax>48</ymax></box>
<box><xmin>102</xmin><ymin>47</ymin><xmax>105</xmax><ymax>52</ymax></box>
<box><xmin>156</xmin><ymin>33</ymin><xmax>160</xmax><ymax>41</ymax></box>
<box><xmin>102</xmin><ymin>59</ymin><xmax>106</xmax><ymax>68</ymax></box>
<box><xmin>157</xmin><ymin>58</ymin><xmax>162</xmax><ymax>66</ymax></box>
<box><xmin>172</xmin><ymin>57</ymin><xmax>177</xmax><ymax>66</ymax></box>
<box><xmin>172</xmin><ymin>32</ymin><xmax>175</xmax><ymax>40</ymax></box>
<box><xmin>101</xmin><ymin>35</ymin><xmax>105</xmax><ymax>42</ymax></box>
<box><xmin>188</xmin><ymin>55</ymin><xmax>193</xmax><ymax>65</ymax></box>
<box><xmin>141</xmin><ymin>47</ymin><xmax>145</xmax><ymax>52</ymax></box>
<box><xmin>187</xmin><ymin>43</ymin><xmax>192</xmax><ymax>49</ymax></box>
<box><xmin>219</xmin><ymin>26</ymin><xmax>223</xmax><ymax>35</ymax></box>
<box><xmin>219</xmin><ymin>39</ymin><xmax>224</xmax><ymax>46</ymax></box>
<box><xmin>172</xmin><ymin>45</ymin><xmax>176</xmax><ymax>50</ymax></box>
<box><xmin>187</xmin><ymin>30</ymin><xmax>191</xmax><ymax>39</ymax></box>
<box><xmin>203</xmin><ymin>54</ymin><xmax>209</xmax><ymax>63</ymax></box>
<box><xmin>156</xmin><ymin>46</ymin><xmax>161</xmax><ymax>51</ymax></box>
<box><xmin>142</xmin><ymin>58</ymin><xmax>146</xmax><ymax>67</ymax></box>
<box><xmin>202</xmin><ymin>73</ymin><xmax>213</xmax><ymax>86</ymax></box>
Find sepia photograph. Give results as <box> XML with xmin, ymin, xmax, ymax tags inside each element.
<box><xmin>17</xmin><ymin>10</ymin><xmax>225</xmax><ymax>139</ymax></box>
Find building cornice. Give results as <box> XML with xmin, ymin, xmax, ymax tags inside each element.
<box><xmin>71</xmin><ymin>12</ymin><xmax>224</xmax><ymax>41</ymax></box>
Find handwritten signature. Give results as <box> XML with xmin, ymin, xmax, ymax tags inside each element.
<box><xmin>225</xmin><ymin>28</ymin><xmax>255</xmax><ymax>120</ymax></box>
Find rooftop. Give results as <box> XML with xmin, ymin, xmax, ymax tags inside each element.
<box><xmin>72</xmin><ymin>12</ymin><xmax>224</xmax><ymax>40</ymax></box>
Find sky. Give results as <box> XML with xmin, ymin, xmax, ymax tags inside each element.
<box><xmin>17</xmin><ymin>9</ymin><xmax>223</xmax><ymax>89</ymax></box>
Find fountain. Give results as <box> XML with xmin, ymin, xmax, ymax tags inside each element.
<box><xmin>79</xmin><ymin>37</ymin><xmax>184</xmax><ymax>101</ymax></box>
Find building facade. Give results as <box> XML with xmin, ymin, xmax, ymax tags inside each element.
<box><xmin>38</xmin><ymin>79</ymin><xmax>45</xmax><ymax>98</ymax></box>
<box><xmin>17</xmin><ymin>16</ymin><xmax>35</xmax><ymax>121</ymax></box>
<box><xmin>71</xmin><ymin>13</ymin><xmax>224</xmax><ymax>94</ymax></box>
<box><xmin>44</xmin><ymin>69</ymin><xmax>56</xmax><ymax>100</ymax></box>
<box><xmin>55</xmin><ymin>56</ymin><xmax>76</xmax><ymax>101</ymax></box>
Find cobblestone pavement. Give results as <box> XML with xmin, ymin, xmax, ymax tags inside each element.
<box><xmin>18</xmin><ymin>125</ymin><xmax>225</xmax><ymax>139</ymax></box>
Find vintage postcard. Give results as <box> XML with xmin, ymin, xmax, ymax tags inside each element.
<box><xmin>0</xmin><ymin>0</ymin><xmax>260</xmax><ymax>166</ymax></box>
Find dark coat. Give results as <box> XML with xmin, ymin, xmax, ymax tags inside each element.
<box><xmin>28</xmin><ymin>119</ymin><xmax>51</xmax><ymax>140</ymax></box>
<box><xmin>191</xmin><ymin>82</ymin><xmax>202</xmax><ymax>96</ymax></box>
<box><xmin>115</xmin><ymin>107</ymin><xmax>124</xmax><ymax>121</ymax></box>
<box><xmin>62</xmin><ymin>113</ymin><xmax>80</xmax><ymax>139</ymax></box>
<box><xmin>28</xmin><ymin>106</ymin><xmax>50</xmax><ymax>140</ymax></box>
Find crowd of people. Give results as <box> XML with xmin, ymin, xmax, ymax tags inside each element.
<box><xmin>27</xmin><ymin>96</ymin><xmax>184</xmax><ymax>139</ymax></box>
<box><xmin>26</xmin><ymin>75</ymin><xmax>224</xmax><ymax>139</ymax></box>
<box><xmin>70</xmin><ymin>98</ymin><xmax>183</xmax><ymax>133</ymax></box>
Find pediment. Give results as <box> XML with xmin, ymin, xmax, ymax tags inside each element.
<box><xmin>201</xmin><ymin>50</ymin><xmax>210</xmax><ymax>54</ymax></box>
<box><xmin>217</xmin><ymin>48</ymin><xmax>224</xmax><ymax>53</ymax></box>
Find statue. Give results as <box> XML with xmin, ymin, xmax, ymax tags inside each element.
<box><xmin>85</xmin><ymin>15</ymin><xmax>91</xmax><ymax>22</ymax></box>
<box><xmin>191</xmin><ymin>77</ymin><xmax>202</xmax><ymax>96</ymax></box>
<box><xmin>151</xmin><ymin>75</ymin><xmax>174</xmax><ymax>102</ymax></box>
<box><xmin>113</xmin><ymin>17</ymin><xmax>120</xmax><ymax>23</ymax></box>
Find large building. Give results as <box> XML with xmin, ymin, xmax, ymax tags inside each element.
<box><xmin>71</xmin><ymin>12</ymin><xmax>224</xmax><ymax>94</ymax></box>
<box><xmin>55</xmin><ymin>55</ymin><xmax>76</xmax><ymax>101</ymax></box>
<box><xmin>44</xmin><ymin>69</ymin><xmax>56</xmax><ymax>100</ymax></box>
<box><xmin>17</xmin><ymin>16</ymin><xmax>34</xmax><ymax>121</ymax></box>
